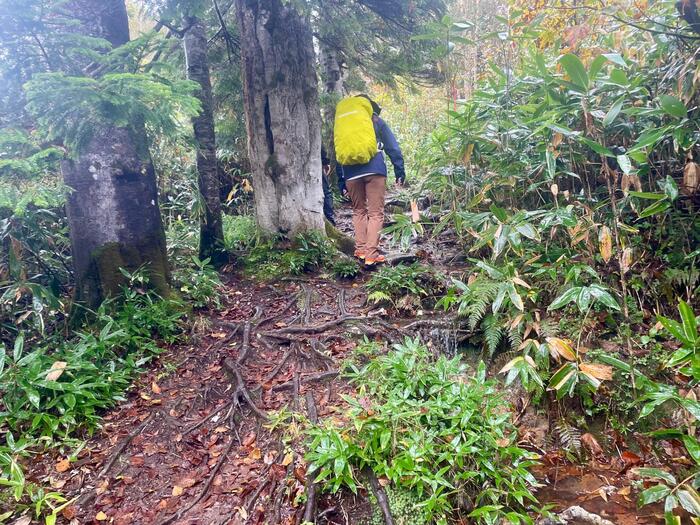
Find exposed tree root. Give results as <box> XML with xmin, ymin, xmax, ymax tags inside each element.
<box><xmin>99</xmin><ymin>412</ymin><xmax>156</xmax><ymax>478</ymax></box>
<box><xmin>182</xmin><ymin>400</ymin><xmax>233</xmax><ymax>436</ymax></box>
<box><xmin>157</xmin><ymin>433</ymin><xmax>237</xmax><ymax>525</ymax></box>
<box><xmin>272</xmin><ymin>370</ymin><xmax>338</xmax><ymax>393</ymax></box>
<box><xmin>223</xmin><ymin>358</ymin><xmax>268</xmax><ymax>421</ymax></box>
<box><xmin>364</xmin><ymin>468</ymin><xmax>395</xmax><ymax>525</ymax></box>
<box><xmin>303</xmin><ymin>391</ymin><xmax>319</xmax><ymax>524</ymax></box>
<box><xmin>301</xmin><ymin>283</ymin><xmax>313</xmax><ymax>325</ymax></box>
<box><xmin>264</xmin><ymin>345</ymin><xmax>296</xmax><ymax>382</ymax></box>
<box><xmin>337</xmin><ymin>288</ymin><xmax>348</xmax><ymax>316</ymax></box>
<box><xmin>255</xmin><ymin>292</ymin><xmax>299</xmax><ymax>328</ymax></box>
<box><xmin>401</xmin><ymin>316</ymin><xmax>459</xmax><ymax>331</ymax></box>
<box><xmin>262</xmin><ymin>315</ymin><xmax>366</xmax><ymax>337</ymax></box>
<box><xmin>237</xmin><ymin>307</ymin><xmax>263</xmax><ymax>366</ymax></box>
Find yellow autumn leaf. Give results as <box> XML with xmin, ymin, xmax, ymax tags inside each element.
<box><xmin>598</xmin><ymin>225</ymin><xmax>613</xmax><ymax>263</ymax></box>
<box><xmin>579</xmin><ymin>362</ymin><xmax>613</xmax><ymax>381</ymax></box>
<box><xmin>46</xmin><ymin>361</ymin><xmax>67</xmax><ymax>381</ymax></box>
<box><xmin>172</xmin><ymin>485</ymin><xmax>184</xmax><ymax>496</ymax></box>
<box><xmin>95</xmin><ymin>511</ymin><xmax>108</xmax><ymax>521</ymax></box>
<box><xmin>546</xmin><ymin>337</ymin><xmax>576</xmax><ymax>361</ymax></box>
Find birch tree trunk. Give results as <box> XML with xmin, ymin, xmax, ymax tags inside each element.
<box><xmin>183</xmin><ymin>16</ymin><xmax>227</xmax><ymax>266</ymax></box>
<box><xmin>235</xmin><ymin>0</ymin><xmax>325</xmax><ymax>236</ymax></box>
<box><xmin>63</xmin><ymin>0</ymin><xmax>170</xmax><ymax>307</ymax></box>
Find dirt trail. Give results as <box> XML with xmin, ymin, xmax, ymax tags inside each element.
<box><xmin>33</xmin><ymin>200</ymin><xmax>658</xmax><ymax>525</ymax></box>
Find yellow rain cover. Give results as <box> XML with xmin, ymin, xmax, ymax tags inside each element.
<box><xmin>333</xmin><ymin>97</ymin><xmax>377</xmax><ymax>166</ymax></box>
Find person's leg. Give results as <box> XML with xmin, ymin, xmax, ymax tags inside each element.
<box><xmin>365</xmin><ymin>175</ymin><xmax>386</xmax><ymax>262</ymax></box>
<box><xmin>346</xmin><ymin>177</ymin><xmax>368</xmax><ymax>256</ymax></box>
<box><xmin>321</xmin><ymin>175</ymin><xmax>335</xmax><ymax>225</ymax></box>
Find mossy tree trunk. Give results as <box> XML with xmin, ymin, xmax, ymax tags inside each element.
<box><xmin>235</xmin><ymin>0</ymin><xmax>325</xmax><ymax>236</ymax></box>
<box><xmin>183</xmin><ymin>16</ymin><xmax>227</xmax><ymax>267</ymax></box>
<box><xmin>63</xmin><ymin>0</ymin><xmax>170</xmax><ymax>308</ymax></box>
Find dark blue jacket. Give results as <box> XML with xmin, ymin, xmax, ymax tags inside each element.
<box><xmin>338</xmin><ymin>116</ymin><xmax>405</xmax><ymax>192</ymax></box>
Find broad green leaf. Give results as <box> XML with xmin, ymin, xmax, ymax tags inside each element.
<box><xmin>660</xmin><ymin>95</ymin><xmax>687</xmax><ymax>119</ymax></box>
<box><xmin>589</xmin><ymin>55</ymin><xmax>609</xmax><ymax>79</ymax></box>
<box><xmin>603</xmin><ymin>98</ymin><xmax>625</xmax><ymax>127</ymax></box>
<box><xmin>616</xmin><ymin>154</ymin><xmax>632</xmax><ymax>175</ymax></box>
<box><xmin>639</xmin><ymin>484</ymin><xmax>671</xmax><ymax>505</ymax></box>
<box><xmin>559</xmin><ymin>54</ymin><xmax>589</xmax><ymax>92</ymax></box>
<box><xmin>13</xmin><ymin>333</ymin><xmax>24</xmax><ymax>362</ymax></box>
<box><xmin>629</xmin><ymin>128</ymin><xmax>668</xmax><ymax>152</ymax></box>
<box><xmin>679</xmin><ymin>300</ymin><xmax>698</xmax><ymax>343</ymax></box>
<box><xmin>609</xmin><ymin>68</ymin><xmax>629</xmax><ymax>86</ymax></box>
<box><xmin>580</xmin><ymin>137</ymin><xmax>614</xmax><ymax>156</ymax></box>
<box><xmin>545</xmin><ymin>149</ymin><xmax>556</xmax><ymax>179</ymax></box>
<box><xmin>663</xmin><ymin>175</ymin><xmax>679</xmax><ymax>201</ymax></box>
<box><xmin>682</xmin><ymin>435</ymin><xmax>700</xmax><ymax>465</ymax></box>
<box><xmin>549</xmin><ymin>287</ymin><xmax>580</xmax><ymax>310</ymax></box>
<box><xmin>638</xmin><ymin>199</ymin><xmax>671</xmax><ymax>218</ymax></box>
<box><xmin>507</xmin><ymin>282</ymin><xmax>524</xmax><ymax>311</ymax></box>
<box><xmin>678</xmin><ymin>487</ymin><xmax>700</xmax><ymax>516</ymax></box>
<box><xmin>603</xmin><ymin>53</ymin><xmax>627</xmax><ymax>67</ymax></box>
<box><xmin>633</xmin><ymin>467</ymin><xmax>677</xmax><ymax>485</ymax></box>
<box><xmin>628</xmin><ymin>191</ymin><xmax>666</xmax><ymax>200</ymax></box>
<box><xmin>25</xmin><ymin>387</ymin><xmax>41</xmax><ymax>409</ymax></box>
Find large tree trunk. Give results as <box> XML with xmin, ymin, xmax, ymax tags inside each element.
<box><xmin>235</xmin><ymin>0</ymin><xmax>325</xmax><ymax>236</ymax></box>
<box><xmin>64</xmin><ymin>0</ymin><xmax>170</xmax><ymax>307</ymax></box>
<box><xmin>183</xmin><ymin>16</ymin><xmax>227</xmax><ymax>266</ymax></box>
<box><xmin>319</xmin><ymin>42</ymin><xmax>345</xmax><ymax>121</ymax></box>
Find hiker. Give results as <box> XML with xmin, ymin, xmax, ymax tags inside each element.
<box><xmin>321</xmin><ymin>145</ymin><xmax>335</xmax><ymax>225</ymax></box>
<box><xmin>335</xmin><ymin>94</ymin><xmax>405</xmax><ymax>267</ymax></box>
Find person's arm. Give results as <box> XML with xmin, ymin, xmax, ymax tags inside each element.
<box><xmin>378</xmin><ymin>119</ymin><xmax>406</xmax><ymax>184</ymax></box>
<box><xmin>337</xmin><ymin>164</ymin><xmax>347</xmax><ymax>194</ymax></box>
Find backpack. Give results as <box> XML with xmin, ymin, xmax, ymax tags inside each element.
<box><xmin>333</xmin><ymin>97</ymin><xmax>377</xmax><ymax>166</ymax></box>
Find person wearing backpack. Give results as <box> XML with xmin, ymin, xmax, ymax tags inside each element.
<box><xmin>334</xmin><ymin>94</ymin><xmax>405</xmax><ymax>266</ymax></box>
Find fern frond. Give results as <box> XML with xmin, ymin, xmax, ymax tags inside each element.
<box><xmin>555</xmin><ymin>420</ymin><xmax>581</xmax><ymax>454</ymax></box>
<box><xmin>482</xmin><ymin>314</ymin><xmax>503</xmax><ymax>356</ymax></box>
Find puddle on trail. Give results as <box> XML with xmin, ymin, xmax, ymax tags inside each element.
<box><xmin>534</xmin><ymin>464</ymin><xmax>666</xmax><ymax>524</ymax></box>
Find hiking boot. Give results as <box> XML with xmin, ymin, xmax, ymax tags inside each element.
<box><xmin>354</xmin><ymin>250</ymin><xmax>366</xmax><ymax>260</ymax></box>
<box><xmin>364</xmin><ymin>254</ymin><xmax>386</xmax><ymax>267</ymax></box>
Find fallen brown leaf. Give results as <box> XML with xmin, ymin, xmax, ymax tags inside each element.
<box><xmin>55</xmin><ymin>458</ymin><xmax>70</xmax><ymax>473</ymax></box>
<box><xmin>581</xmin><ymin>433</ymin><xmax>605</xmax><ymax>456</ymax></box>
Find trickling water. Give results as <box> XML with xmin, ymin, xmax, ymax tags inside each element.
<box><xmin>428</xmin><ymin>326</ymin><xmax>459</xmax><ymax>356</ymax></box>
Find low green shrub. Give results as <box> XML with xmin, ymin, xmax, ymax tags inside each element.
<box><xmin>331</xmin><ymin>258</ymin><xmax>360</xmax><ymax>279</ymax></box>
<box><xmin>223</xmin><ymin>214</ymin><xmax>259</xmax><ymax>251</ymax></box>
<box><xmin>243</xmin><ymin>230</ymin><xmax>337</xmax><ymax>279</ymax></box>
<box><xmin>306</xmin><ymin>337</ymin><xmax>540</xmax><ymax>524</ymax></box>
<box><xmin>366</xmin><ymin>263</ymin><xmax>445</xmax><ymax>310</ymax></box>
<box><xmin>173</xmin><ymin>256</ymin><xmax>223</xmax><ymax>309</ymax></box>
<box><xmin>0</xmin><ymin>271</ymin><xmax>184</xmax><ymax>522</ymax></box>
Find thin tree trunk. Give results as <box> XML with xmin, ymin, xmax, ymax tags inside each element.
<box><xmin>183</xmin><ymin>16</ymin><xmax>227</xmax><ymax>266</ymax></box>
<box><xmin>63</xmin><ymin>0</ymin><xmax>170</xmax><ymax>308</ymax></box>
<box><xmin>235</xmin><ymin>0</ymin><xmax>325</xmax><ymax>236</ymax></box>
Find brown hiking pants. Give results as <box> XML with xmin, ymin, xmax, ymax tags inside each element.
<box><xmin>346</xmin><ymin>175</ymin><xmax>386</xmax><ymax>260</ymax></box>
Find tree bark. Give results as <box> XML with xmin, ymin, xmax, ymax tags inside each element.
<box><xmin>183</xmin><ymin>16</ymin><xmax>227</xmax><ymax>266</ymax></box>
<box><xmin>63</xmin><ymin>0</ymin><xmax>170</xmax><ymax>308</ymax></box>
<box><xmin>235</xmin><ymin>0</ymin><xmax>325</xmax><ymax>236</ymax></box>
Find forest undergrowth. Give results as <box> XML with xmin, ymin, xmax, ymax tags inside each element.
<box><xmin>0</xmin><ymin>0</ymin><xmax>699</xmax><ymax>524</ymax></box>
